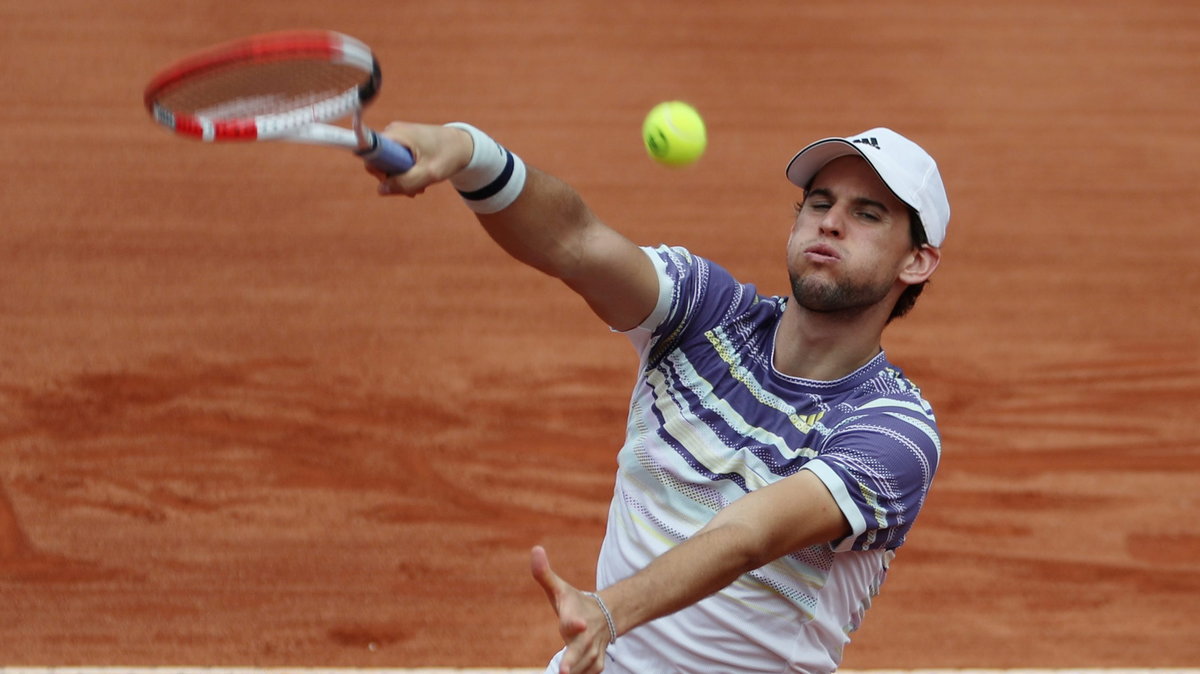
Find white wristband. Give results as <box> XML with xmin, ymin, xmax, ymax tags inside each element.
<box><xmin>445</xmin><ymin>122</ymin><xmax>526</xmax><ymax>214</ymax></box>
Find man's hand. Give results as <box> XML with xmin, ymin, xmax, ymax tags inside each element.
<box><xmin>369</xmin><ymin>122</ymin><xmax>474</xmax><ymax>197</ymax></box>
<box><xmin>530</xmin><ymin>545</ymin><xmax>613</xmax><ymax>674</ymax></box>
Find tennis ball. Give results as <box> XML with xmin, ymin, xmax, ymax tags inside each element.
<box><xmin>643</xmin><ymin>101</ymin><xmax>707</xmax><ymax>167</ymax></box>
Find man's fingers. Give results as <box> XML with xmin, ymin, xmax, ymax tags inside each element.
<box><xmin>532</xmin><ymin>547</ymin><xmax>589</xmax><ymax>634</ymax></box>
<box><xmin>367</xmin><ymin>122</ymin><xmax>475</xmax><ymax>199</ymax></box>
<box><xmin>563</xmin><ymin>638</ymin><xmax>604</xmax><ymax>674</ymax></box>
<box><xmin>530</xmin><ymin>545</ymin><xmax>561</xmax><ymax>601</ymax></box>
<box><xmin>534</xmin><ymin>545</ymin><xmax>604</xmax><ymax>672</ymax></box>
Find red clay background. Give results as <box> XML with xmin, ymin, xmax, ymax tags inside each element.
<box><xmin>2</xmin><ymin>0</ymin><xmax>1198</xmax><ymax>668</ymax></box>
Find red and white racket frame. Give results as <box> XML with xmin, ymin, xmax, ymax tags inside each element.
<box><xmin>144</xmin><ymin>30</ymin><xmax>412</xmax><ymax>173</ymax></box>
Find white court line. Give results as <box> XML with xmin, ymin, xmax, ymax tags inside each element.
<box><xmin>2</xmin><ymin>662</ymin><xmax>1200</xmax><ymax>666</ymax></box>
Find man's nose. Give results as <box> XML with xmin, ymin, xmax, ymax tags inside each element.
<box><xmin>818</xmin><ymin>208</ymin><xmax>844</xmax><ymax>238</ymax></box>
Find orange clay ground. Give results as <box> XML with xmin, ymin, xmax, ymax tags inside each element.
<box><xmin>1</xmin><ymin>0</ymin><xmax>1198</xmax><ymax>668</ymax></box>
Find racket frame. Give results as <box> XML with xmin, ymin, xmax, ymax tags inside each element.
<box><xmin>144</xmin><ymin>30</ymin><xmax>380</xmax><ymax>145</ymax></box>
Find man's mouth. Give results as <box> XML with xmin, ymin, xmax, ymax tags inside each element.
<box><xmin>803</xmin><ymin>243</ymin><xmax>841</xmax><ymax>263</ymax></box>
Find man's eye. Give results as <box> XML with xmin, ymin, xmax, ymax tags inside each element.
<box><xmin>857</xmin><ymin>211</ymin><xmax>881</xmax><ymax>222</ymax></box>
<box><xmin>796</xmin><ymin>201</ymin><xmax>830</xmax><ymax>214</ymax></box>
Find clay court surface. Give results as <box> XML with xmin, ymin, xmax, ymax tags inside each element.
<box><xmin>2</xmin><ymin>0</ymin><xmax>1198</xmax><ymax>669</ymax></box>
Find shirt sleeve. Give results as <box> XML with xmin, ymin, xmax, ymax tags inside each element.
<box><xmin>618</xmin><ymin>246</ymin><xmax>674</xmax><ymax>354</ymax></box>
<box><xmin>802</xmin><ymin>402</ymin><xmax>940</xmax><ymax>552</ymax></box>
<box><xmin>619</xmin><ymin>245</ymin><xmax>755</xmax><ymax>370</ymax></box>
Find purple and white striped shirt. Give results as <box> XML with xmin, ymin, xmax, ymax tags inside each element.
<box><xmin>593</xmin><ymin>245</ymin><xmax>941</xmax><ymax>673</ymax></box>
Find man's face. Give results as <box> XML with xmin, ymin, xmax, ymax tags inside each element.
<box><xmin>787</xmin><ymin>155</ymin><xmax>918</xmax><ymax>315</ymax></box>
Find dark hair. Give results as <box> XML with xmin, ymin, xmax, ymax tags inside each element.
<box><xmin>799</xmin><ymin>182</ymin><xmax>929</xmax><ymax>322</ymax></box>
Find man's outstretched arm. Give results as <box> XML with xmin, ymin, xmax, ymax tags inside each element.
<box><xmin>375</xmin><ymin>122</ymin><xmax>658</xmax><ymax>331</ymax></box>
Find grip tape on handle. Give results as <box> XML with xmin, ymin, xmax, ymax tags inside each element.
<box><xmin>356</xmin><ymin>130</ymin><xmax>414</xmax><ymax>175</ymax></box>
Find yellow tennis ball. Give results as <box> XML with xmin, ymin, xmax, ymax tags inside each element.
<box><xmin>643</xmin><ymin>101</ymin><xmax>707</xmax><ymax>167</ymax></box>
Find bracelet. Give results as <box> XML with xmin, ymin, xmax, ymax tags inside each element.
<box><xmin>444</xmin><ymin>122</ymin><xmax>527</xmax><ymax>214</ymax></box>
<box><xmin>582</xmin><ymin>591</ymin><xmax>618</xmax><ymax>644</ymax></box>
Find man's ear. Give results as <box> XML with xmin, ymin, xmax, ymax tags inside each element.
<box><xmin>899</xmin><ymin>244</ymin><xmax>940</xmax><ymax>285</ymax></box>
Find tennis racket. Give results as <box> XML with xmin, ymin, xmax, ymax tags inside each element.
<box><xmin>144</xmin><ymin>30</ymin><xmax>413</xmax><ymax>174</ymax></box>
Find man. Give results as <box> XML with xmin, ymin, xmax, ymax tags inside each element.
<box><xmin>372</xmin><ymin>121</ymin><xmax>948</xmax><ymax>673</ymax></box>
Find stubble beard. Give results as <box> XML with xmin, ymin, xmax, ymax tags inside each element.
<box><xmin>789</xmin><ymin>271</ymin><xmax>892</xmax><ymax>314</ymax></box>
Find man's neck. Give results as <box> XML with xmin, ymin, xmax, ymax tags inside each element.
<box><xmin>772</xmin><ymin>300</ymin><xmax>887</xmax><ymax>381</ymax></box>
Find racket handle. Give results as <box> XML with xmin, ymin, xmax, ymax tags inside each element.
<box><xmin>356</xmin><ymin>129</ymin><xmax>414</xmax><ymax>175</ymax></box>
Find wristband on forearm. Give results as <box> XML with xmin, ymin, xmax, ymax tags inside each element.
<box><xmin>444</xmin><ymin>122</ymin><xmax>527</xmax><ymax>214</ymax></box>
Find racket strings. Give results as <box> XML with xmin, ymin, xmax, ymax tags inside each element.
<box><xmin>154</xmin><ymin>59</ymin><xmax>366</xmax><ymax>120</ymax></box>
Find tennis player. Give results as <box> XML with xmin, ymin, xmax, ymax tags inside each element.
<box><xmin>373</xmin><ymin>121</ymin><xmax>948</xmax><ymax>674</ymax></box>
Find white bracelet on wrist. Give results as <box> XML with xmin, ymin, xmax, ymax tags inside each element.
<box><xmin>582</xmin><ymin>591</ymin><xmax>618</xmax><ymax>644</ymax></box>
<box><xmin>445</xmin><ymin>122</ymin><xmax>527</xmax><ymax>214</ymax></box>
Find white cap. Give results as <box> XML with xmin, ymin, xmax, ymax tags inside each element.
<box><xmin>785</xmin><ymin>128</ymin><xmax>950</xmax><ymax>247</ymax></box>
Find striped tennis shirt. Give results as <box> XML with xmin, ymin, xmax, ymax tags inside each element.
<box><xmin>589</xmin><ymin>245</ymin><xmax>941</xmax><ymax>673</ymax></box>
